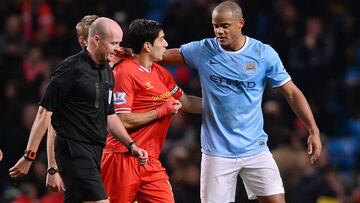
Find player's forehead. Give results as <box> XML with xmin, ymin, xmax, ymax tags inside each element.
<box><xmin>156</xmin><ymin>30</ymin><xmax>165</xmax><ymax>39</ymax></box>
<box><xmin>212</xmin><ymin>9</ymin><xmax>237</xmax><ymax>23</ymax></box>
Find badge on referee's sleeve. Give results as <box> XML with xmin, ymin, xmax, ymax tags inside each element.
<box><xmin>113</xmin><ymin>92</ymin><xmax>126</xmax><ymax>105</ymax></box>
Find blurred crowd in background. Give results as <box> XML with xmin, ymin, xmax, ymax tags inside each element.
<box><xmin>0</xmin><ymin>0</ymin><xmax>360</xmax><ymax>202</ymax></box>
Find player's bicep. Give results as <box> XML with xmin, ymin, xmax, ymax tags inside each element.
<box><xmin>113</xmin><ymin>72</ymin><xmax>135</xmax><ymax>113</ymax></box>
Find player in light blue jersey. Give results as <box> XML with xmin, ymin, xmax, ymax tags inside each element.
<box><xmin>163</xmin><ymin>1</ymin><xmax>322</xmax><ymax>203</ymax></box>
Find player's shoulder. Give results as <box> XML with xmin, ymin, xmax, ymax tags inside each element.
<box><xmin>152</xmin><ymin>62</ymin><xmax>168</xmax><ymax>73</ymax></box>
<box><xmin>152</xmin><ymin>62</ymin><xmax>173</xmax><ymax>78</ymax></box>
<box><xmin>198</xmin><ymin>37</ymin><xmax>218</xmax><ymax>49</ymax></box>
<box><xmin>113</xmin><ymin>57</ymin><xmax>138</xmax><ymax>75</ymax></box>
<box><xmin>247</xmin><ymin>37</ymin><xmax>268</xmax><ymax>49</ymax></box>
<box><xmin>246</xmin><ymin>36</ymin><xmax>278</xmax><ymax>57</ymax></box>
<box><xmin>184</xmin><ymin>37</ymin><xmax>217</xmax><ymax>49</ymax></box>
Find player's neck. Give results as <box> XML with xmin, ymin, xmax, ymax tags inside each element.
<box><xmin>133</xmin><ymin>53</ymin><xmax>152</xmax><ymax>70</ymax></box>
<box><xmin>227</xmin><ymin>34</ymin><xmax>246</xmax><ymax>51</ymax></box>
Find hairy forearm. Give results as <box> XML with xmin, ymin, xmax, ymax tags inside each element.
<box><xmin>26</xmin><ymin>106</ymin><xmax>53</xmax><ymax>152</ymax></box>
<box><xmin>118</xmin><ymin>111</ymin><xmax>158</xmax><ymax>130</ymax></box>
<box><xmin>107</xmin><ymin>114</ymin><xmax>132</xmax><ymax>146</ymax></box>
<box><xmin>180</xmin><ymin>94</ymin><xmax>202</xmax><ymax>114</ymax></box>
<box><xmin>47</xmin><ymin>125</ymin><xmax>57</xmax><ymax>167</ymax></box>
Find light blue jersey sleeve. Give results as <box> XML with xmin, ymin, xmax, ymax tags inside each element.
<box><xmin>263</xmin><ymin>45</ymin><xmax>291</xmax><ymax>88</ymax></box>
<box><xmin>180</xmin><ymin>40</ymin><xmax>203</xmax><ymax>70</ymax></box>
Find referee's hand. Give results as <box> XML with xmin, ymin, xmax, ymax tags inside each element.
<box><xmin>46</xmin><ymin>173</ymin><xmax>65</xmax><ymax>192</ymax></box>
<box><xmin>130</xmin><ymin>145</ymin><xmax>148</xmax><ymax>165</ymax></box>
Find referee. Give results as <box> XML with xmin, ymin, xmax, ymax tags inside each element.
<box><xmin>9</xmin><ymin>17</ymin><xmax>148</xmax><ymax>203</ymax></box>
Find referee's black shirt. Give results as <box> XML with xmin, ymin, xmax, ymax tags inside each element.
<box><xmin>40</xmin><ymin>49</ymin><xmax>115</xmax><ymax>147</ymax></box>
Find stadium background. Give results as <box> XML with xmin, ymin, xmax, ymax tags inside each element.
<box><xmin>0</xmin><ymin>0</ymin><xmax>360</xmax><ymax>202</ymax></box>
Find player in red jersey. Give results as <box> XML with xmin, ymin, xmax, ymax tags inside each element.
<box><xmin>101</xmin><ymin>19</ymin><xmax>202</xmax><ymax>203</ymax></box>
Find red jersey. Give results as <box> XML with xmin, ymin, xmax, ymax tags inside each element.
<box><xmin>103</xmin><ymin>57</ymin><xmax>182</xmax><ymax>158</ymax></box>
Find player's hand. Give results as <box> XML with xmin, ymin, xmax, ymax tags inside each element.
<box><xmin>115</xmin><ymin>47</ymin><xmax>133</xmax><ymax>59</ymax></box>
<box><xmin>155</xmin><ymin>99</ymin><xmax>182</xmax><ymax>118</ymax></box>
<box><xmin>307</xmin><ymin>131</ymin><xmax>322</xmax><ymax>164</ymax></box>
<box><xmin>0</xmin><ymin>149</ymin><xmax>3</xmax><ymax>162</ymax></box>
<box><xmin>130</xmin><ymin>144</ymin><xmax>148</xmax><ymax>165</ymax></box>
<box><xmin>9</xmin><ymin>157</ymin><xmax>32</xmax><ymax>178</ymax></box>
<box><xmin>108</xmin><ymin>48</ymin><xmax>133</xmax><ymax>68</ymax></box>
<box><xmin>46</xmin><ymin>172</ymin><xmax>66</xmax><ymax>192</ymax></box>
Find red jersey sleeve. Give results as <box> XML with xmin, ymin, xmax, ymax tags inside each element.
<box><xmin>112</xmin><ymin>63</ymin><xmax>135</xmax><ymax>113</ymax></box>
<box><xmin>155</xmin><ymin>64</ymin><xmax>183</xmax><ymax>100</ymax></box>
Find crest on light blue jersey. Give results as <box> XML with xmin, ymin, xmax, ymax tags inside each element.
<box><xmin>244</xmin><ymin>62</ymin><xmax>257</xmax><ymax>74</ymax></box>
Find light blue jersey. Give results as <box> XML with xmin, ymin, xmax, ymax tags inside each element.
<box><xmin>180</xmin><ymin>36</ymin><xmax>291</xmax><ymax>158</ymax></box>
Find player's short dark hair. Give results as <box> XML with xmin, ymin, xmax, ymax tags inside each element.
<box><xmin>127</xmin><ymin>19</ymin><xmax>162</xmax><ymax>54</ymax></box>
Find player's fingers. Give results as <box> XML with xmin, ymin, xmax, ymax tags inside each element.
<box><xmin>9</xmin><ymin>170</ymin><xmax>21</xmax><ymax>178</ymax></box>
<box><xmin>55</xmin><ymin>184</ymin><xmax>62</xmax><ymax>192</ymax></box>
<box><xmin>310</xmin><ymin>154</ymin><xmax>317</xmax><ymax>164</ymax></box>
<box><xmin>143</xmin><ymin>149</ymin><xmax>148</xmax><ymax>159</ymax></box>
<box><xmin>9</xmin><ymin>166</ymin><xmax>16</xmax><ymax>172</ymax></box>
<box><xmin>139</xmin><ymin>151</ymin><xmax>148</xmax><ymax>165</ymax></box>
<box><xmin>48</xmin><ymin>185</ymin><xmax>55</xmax><ymax>192</ymax></box>
<box><xmin>307</xmin><ymin>141</ymin><xmax>313</xmax><ymax>155</ymax></box>
<box><xmin>139</xmin><ymin>159</ymin><xmax>147</xmax><ymax>165</ymax></box>
<box><xmin>61</xmin><ymin>181</ymin><xmax>66</xmax><ymax>191</ymax></box>
<box><xmin>310</xmin><ymin>145</ymin><xmax>321</xmax><ymax>164</ymax></box>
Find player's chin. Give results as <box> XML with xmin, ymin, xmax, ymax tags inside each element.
<box><xmin>218</xmin><ymin>39</ymin><xmax>229</xmax><ymax>45</ymax></box>
<box><xmin>153</xmin><ymin>54</ymin><xmax>163</xmax><ymax>62</ymax></box>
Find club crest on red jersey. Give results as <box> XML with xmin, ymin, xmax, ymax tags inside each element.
<box><xmin>144</xmin><ymin>81</ymin><xmax>154</xmax><ymax>90</ymax></box>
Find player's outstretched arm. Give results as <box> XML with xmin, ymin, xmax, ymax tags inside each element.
<box><xmin>9</xmin><ymin>106</ymin><xmax>52</xmax><ymax>178</ymax></box>
<box><xmin>46</xmin><ymin>125</ymin><xmax>65</xmax><ymax>192</ymax></box>
<box><xmin>179</xmin><ymin>94</ymin><xmax>202</xmax><ymax>114</ymax></box>
<box><xmin>161</xmin><ymin>48</ymin><xmax>186</xmax><ymax>66</ymax></box>
<box><xmin>107</xmin><ymin>114</ymin><xmax>148</xmax><ymax>164</ymax></box>
<box><xmin>277</xmin><ymin>81</ymin><xmax>322</xmax><ymax>164</ymax></box>
<box><xmin>118</xmin><ymin>99</ymin><xmax>182</xmax><ymax>129</ymax></box>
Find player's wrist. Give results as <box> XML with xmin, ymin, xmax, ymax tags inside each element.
<box><xmin>156</xmin><ymin>100</ymin><xmax>175</xmax><ymax>118</ymax></box>
<box><xmin>127</xmin><ymin>141</ymin><xmax>137</xmax><ymax>153</ymax></box>
<box><xmin>23</xmin><ymin>150</ymin><xmax>36</xmax><ymax>161</ymax></box>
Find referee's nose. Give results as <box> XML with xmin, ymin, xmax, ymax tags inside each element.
<box><xmin>114</xmin><ymin>42</ymin><xmax>121</xmax><ymax>53</ymax></box>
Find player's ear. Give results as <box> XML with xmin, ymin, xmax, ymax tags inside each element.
<box><xmin>78</xmin><ymin>36</ymin><xmax>87</xmax><ymax>48</ymax></box>
<box><xmin>238</xmin><ymin>18</ymin><xmax>245</xmax><ymax>29</ymax></box>
<box><xmin>144</xmin><ymin>42</ymin><xmax>152</xmax><ymax>53</ymax></box>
